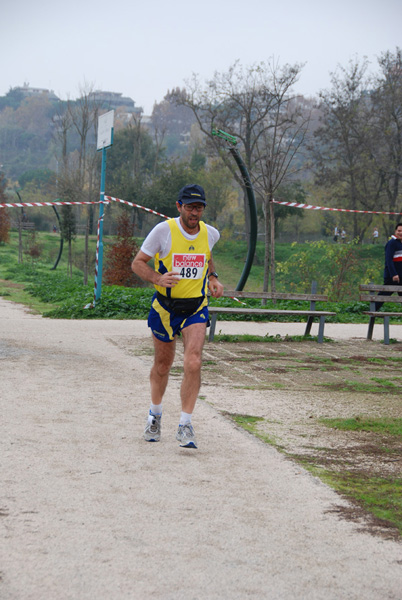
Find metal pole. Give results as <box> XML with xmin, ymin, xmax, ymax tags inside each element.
<box><xmin>95</xmin><ymin>147</ymin><xmax>107</xmax><ymax>302</ymax></box>
<box><xmin>50</xmin><ymin>205</ymin><xmax>64</xmax><ymax>270</ymax></box>
<box><xmin>211</xmin><ymin>128</ymin><xmax>258</xmax><ymax>291</ymax></box>
<box><xmin>228</xmin><ymin>147</ymin><xmax>258</xmax><ymax>291</ymax></box>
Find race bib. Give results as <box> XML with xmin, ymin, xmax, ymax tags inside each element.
<box><xmin>172</xmin><ymin>253</ymin><xmax>206</xmax><ymax>279</ymax></box>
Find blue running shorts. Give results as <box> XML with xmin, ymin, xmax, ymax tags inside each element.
<box><xmin>148</xmin><ymin>293</ymin><xmax>209</xmax><ymax>342</ymax></box>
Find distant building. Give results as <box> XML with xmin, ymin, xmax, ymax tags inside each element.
<box><xmin>14</xmin><ymin>85</ymin><xmax>59</xmax><ymax>101</ymax></box>
<box><xmin>88</xmin><ymin>90</ymin><xmax>142</xmax><ymax>114</ymax></box>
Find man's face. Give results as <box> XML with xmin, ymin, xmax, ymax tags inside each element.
<box><xmin>177</xmin><ymin>202</ymin><xmax>205</xmax><ymax>231</ymax></box>
<box><xmin>395</xmin><ymin>226</ymin><xmax>402</xmax><ymax>241</ymax></box>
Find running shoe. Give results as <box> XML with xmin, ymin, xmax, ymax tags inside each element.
<box><xmin>176</xmin><ymin>423</ymin><xmax>197</xmax><ymax>448</ymax></box>
<box><xmin>144</xmin><ymin>414</ymin><xmax>161</xmax><ymax>442</ymax></box>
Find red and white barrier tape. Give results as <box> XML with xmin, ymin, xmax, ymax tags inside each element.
<box><xmin>273</xmin><ymin>199</ymin><xmax>402</xmax><ymax>216</ymax></box>
<box><xmin>104</xmin><ymin>195</ymin><xmax>169</xmax><ymax>220</ymax></box>
<box><xmin>0</xmin><ymin>200</ymin><xmax>98</xmax><ymax>208</ymax></box>
<box><xmin>0</xmin><ymin>196</ymin><xmax>171</xmax><ymax>220</ymax></box>
<box><xmin>3</xmin><ymin>196</ymin><xmax>400</xmax><ymax>217</ymax></box>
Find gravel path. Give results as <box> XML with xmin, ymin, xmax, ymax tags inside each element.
<box><xmin>1</xmin><ymin>298</ymin><xmax>401</xmax><ymax>600</ymax></box>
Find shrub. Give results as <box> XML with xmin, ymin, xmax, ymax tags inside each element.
<box><xmin>103</xmin><ymin>211</ymin><xmax>143</xmax><ymax>287</ymax></box>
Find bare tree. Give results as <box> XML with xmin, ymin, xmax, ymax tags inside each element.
<box><xmin>252</xmin><ymin>92</ymin><xmax>311</xmax><ymax>292</ymax></box>
<box><xmin>53</xmin><ymin>84</ymin><xmax>101</xmax><ymax>281</ymax></box>
<box><xmin>174</xmin><ymin>58</ymin><xmax>309</xmax><ymax>290</ymax></box>
<box><xmin>365</xmin><ymin>48</ymin><xmax>402</xmax><ymax>234</ymax></box>
<box><xmin>311</xmin><ymin>49</ymin><xmax>402</xmax><ymax>240</ymax></box>
<box><xmin>312</xmin><ymin>58</ymin><xmax>379</xmax><ymax>240</ymax></box>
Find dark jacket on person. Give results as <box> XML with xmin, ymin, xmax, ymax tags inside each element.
<box><xmin>384</xmin><ymin>236</ymin><xmax>402</xmax><ymax>281</ymax></box>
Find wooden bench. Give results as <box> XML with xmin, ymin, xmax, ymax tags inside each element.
<box><xmin>11</xmin><ymin>221</ymin><xmax>35</xmax><ymax>230</ymax></box>
<box><xmin>207</xmin><ymin>283</ymin><xmax>335</xmax><ymax>344</ymax></box>
<box><xmin>359</xmin><ymin>284</ymin><xmax>402</xmax><ymax>344</ymax></box>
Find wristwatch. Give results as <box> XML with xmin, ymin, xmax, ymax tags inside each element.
<box><xmin>208</xmin><ymin>271</ymin><xmax>219</xmax><ymax>279</ymax></box>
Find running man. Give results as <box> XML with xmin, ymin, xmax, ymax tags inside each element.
<box><xmin>131</xmin><ymin>184</ymin><xmax>224</xmax><ymax>448</ymax></box>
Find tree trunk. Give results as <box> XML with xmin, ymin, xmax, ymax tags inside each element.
<box><xmin>270</xmin><ymin>198</ymin><xmax>276</xmax><ymax>295</ymax></box>
<box><xmin>68</xmin><ymin>239</ymin><xmax>73</xmax><ymax>278</ymax></box>
<box><xmin>18</xmin><ymin>210</ymin><xmax>23</xmax><ymax>264</ymax></box>
<box><xmin>263</xmin><ymin>197</ymin><xmax>270</xmax><ymax>294</ymax></box>
<box><xmin>83</xmin><ymin>218</ymin><xmax>89</xmax><ymax>285</ymax></box>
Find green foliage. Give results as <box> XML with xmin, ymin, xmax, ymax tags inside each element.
<box><xmin>320</xmin><ymin>417</ymin><xmax>402</xmax><ymax>437</ymax></box>
<box><xmin>1</xmin><ymin>232</ymin><xmax>398</xmax><ymax>322</ymax></box>
<box><xmin>314</xmin><ymin>470</ymin><xmax>402</xmax><ymax>534</ymax></box>
<box><xmin>190</xmin><ymin>147</ymin><xmax>206</xmax><ymax>171</ymax></box>
<box><xmin>42</xmin><ymin>285</ymin><xmax>154</xmax><ymax>319</ymax></box>
<box><xmin>276</xmin><ymin>239</ymin><xmax>381</xmax><ymax>300</ymax></box>
<box><xmin>142</xmin><ymin>162</ymin><xmax>195</xmax><ymax>217</ymax></box>
<box><xmin>107</xmin><ymin>124</ymin><xmax>162</xmax><ymax>201</ymax></box>
<box><xmin>19</xmin><ymin>168</ymin><xmax>56</xmax><ymax>189</ymax></box>
<box><xmin>7</xmin><ymin>264</ymin><xmax>154</xmax><ymax>319</ymax></box>
<box><xmin>274</xmin><ymin>182</ymin><xmax>306</xmax><ymax>234</ymax></box>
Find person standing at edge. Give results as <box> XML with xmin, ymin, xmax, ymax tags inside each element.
<box><xmin>131</xmin><ymin>184</ymin><xmax>224</xmax><ymax>449</ymax></box>
<box><xmin>375</xmin><ymin>223</ymin><xmax>402</xmax><ymax>311</ymax></box>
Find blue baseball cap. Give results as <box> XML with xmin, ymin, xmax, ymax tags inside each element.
<box><xmin>178</xmin><ymin>184</ymin><xmax>206</xmax><ymax>206</ymax></box>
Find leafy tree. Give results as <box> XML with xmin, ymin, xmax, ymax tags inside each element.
<box><xmin>19</xmin><ymin>168</ymin><xmax>56</xmax><ymax>190</ymax></box>
<box><xmin>189</xmin><ymin>147</ymin><xmax>206</xmax><ymax>171</ymax></box>
<box><xmin>192</xmin><ymin>160</ymin><xmax>233</xmax><ymax>225</ymax></box>
<box><xmin>107</xmin><ymin>119</ymin><xmax>162</xmax><ymax>202</ymax></box>
<box><xmin>142</xmin><ymin>161</ymin><xmax>196</xmax><ymax>218</ymax></box>
<box><xmin>0</xmin><ymin>173</ymin><xmax>10</xmax><ymax>244</ymax></box>
<box><xmin>0</xmin><ymin>95</ymin><xmax>58</xmax><ymax>178</ymax></box>
<box><xmin>274</xmin><ymin>182</ymin><xmax>306</xmax><ymax>239</ymax></box>
<box><xmin>278</xmin><ymin>239</ymin><xmax>369</xmax><ymax>300</ymax></box>
<box><xmin>0</xmin><ymin>87</ymin><xmax>25</xmax><ymax>110</ymax></box>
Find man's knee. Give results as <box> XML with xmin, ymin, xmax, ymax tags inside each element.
<box><xmin>152</xmin><ymin>359</ymin><xmax>173</xmax><ymax>379</ymax></box>
<box><xmin>183</xmin><ymin>351</ymin><xmax>202</xmax><ymax>374</ymax></box>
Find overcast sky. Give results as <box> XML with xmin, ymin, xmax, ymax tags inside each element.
<box><xmin>2</xmin><ymin>0</ymin><xmax>401</xmax><ymax>115</ymax></box>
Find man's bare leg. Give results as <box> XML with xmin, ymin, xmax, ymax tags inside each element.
<box><xmin>150</xmin><ymin>336</ymin><xmax>176</xmax><ymax>405</ymax></box>
<box><xmin>180</xmin><ymin>322</ymin><xmax>207</xmax><ymax>413</ymax></box>
<box><xmin>175</xmin><ymin>323</ymin><xmax>206</xmax><ymax>448</ymax></box>
<box><xmin>144</xmin><ymin>336</ymin><xmax>176</xmax><ymax>442</ymax></box>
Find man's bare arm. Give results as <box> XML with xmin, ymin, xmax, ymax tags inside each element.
<box><xmin>208</xmin><ymin>255</ymin><xmax>224</xmax><ymax>298</ymax></box>
<box><xmin>131</xmin><ymin>250</ymin><xmax>180</xmax><ymax>288</ymax></box>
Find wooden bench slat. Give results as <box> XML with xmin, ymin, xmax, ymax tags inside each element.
<box><xmin>222</xmin><ymin>290</ymin><xmax>328</xmax><ymax>301</ymax></box>
<box><xmin>360</xmin><ymin>294</ymin><xmax>402</xmax><ymax>303</ymax></box>
<box><xmin>364</xmin><ymin>311</ymin><xmax>402</xmax><ymax>317</ymax></box>
<box><xmin>360</xmin><ymin>284</ymin><xmax>402</xmax><ymax>344</ymax></box>
<box><xmin>209</xmin><ymin>308</ymin><xmax>335</xmax><ymax>316</ymax></box>
<box><xmin>360</xmin><ymin>284</ymin><xmax>402</xmax><ymax>292</ymax></box>
<box><xmin>207</xmin><ymin>282</ymin><xmax>334</xmax><ymax>343</ymax></box>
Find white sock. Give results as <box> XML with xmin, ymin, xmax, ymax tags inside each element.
<box><xmin>149</xmin><ymin>403</ymin><xmax>162</xmax><ymax>418</ymax></box>
<box><xmin>179</xmin><ymin>411</ymin><xmax>192</xmax><ymax>426</ymax></box>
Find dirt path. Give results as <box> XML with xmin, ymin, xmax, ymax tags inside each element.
<box><xmin>1</xmin><ymin>298</ymin><xmax>401</xmax><ymax>600</ymax></box>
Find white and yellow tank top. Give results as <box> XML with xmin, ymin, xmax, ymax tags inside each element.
<box><xmin>154</xmin><ymin>219</ymin><xmax>210</xmax><ymax>299</ymax></box>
